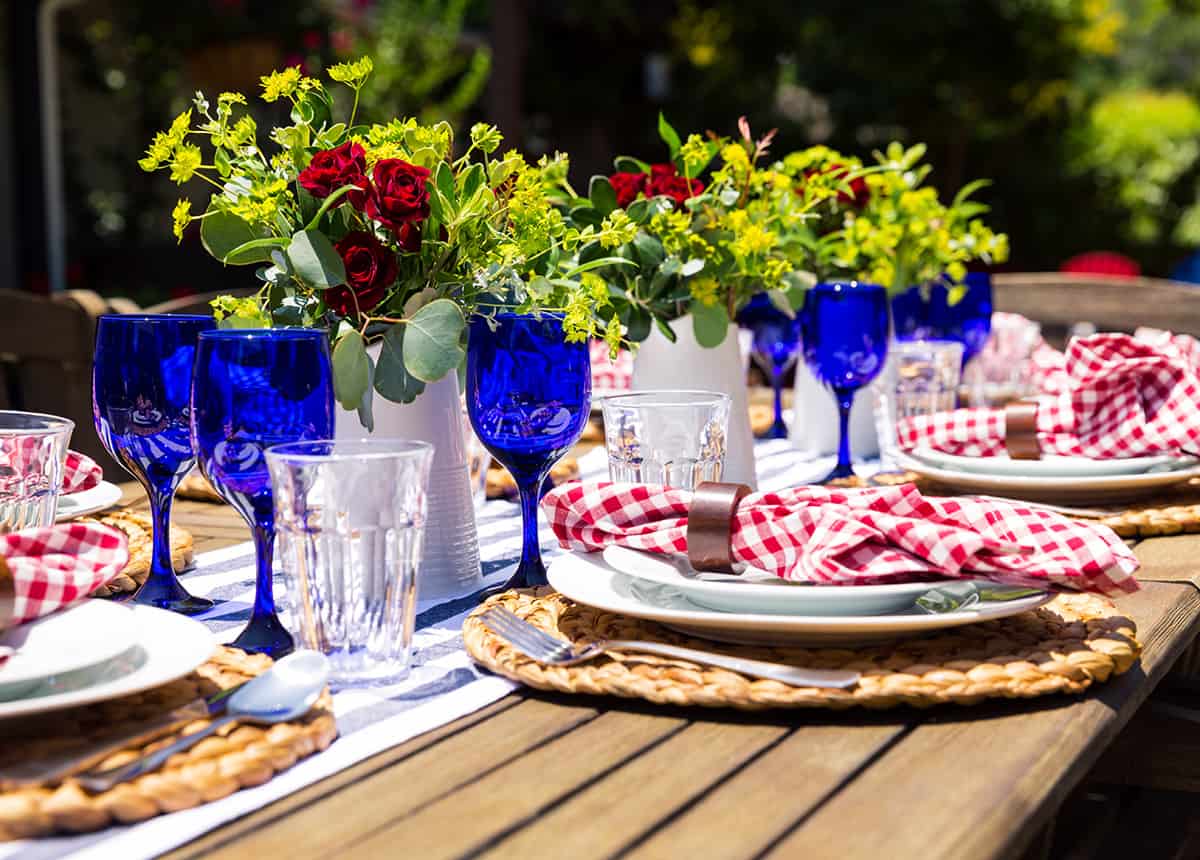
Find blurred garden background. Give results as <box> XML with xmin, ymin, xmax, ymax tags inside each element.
<box><xmin>5</xmin><ymin>0</ymin><xmax>1200</xmax><ymax>304</ymax></box>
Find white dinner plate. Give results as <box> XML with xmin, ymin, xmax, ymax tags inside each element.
<box><xmin>895</xmin><ymin>451</ymin><xmax>1200</xmax><ymax>504</ymax></box>
<box><xmin>547</xmin><ymin>552</ymin><xmax>1053</xmax><ymax>646</ymax></box>
<box><xmin>0</xmin><ymin>600</ymin><xmax>138</xmax><ymax>693</ymax></box>
<box><xmin>602</xmin><ymin>546</ymin><xmax>941</xmax><ymax>616</ymax></box>
<box><xmin>0</xmin><ymin>605</ymin><xmax>214</xmax><ymax>718</ymax></box>
<box><xmin>55</xmin><ymin>480</ymin><xmax>123</xmax><ymax>521</ymax></box>
<box><xmin>909</xmin><ymin>448</ymin><xmax>1197</xmax><ymax>479</ymax></box>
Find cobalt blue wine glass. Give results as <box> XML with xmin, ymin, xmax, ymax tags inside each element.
<box><xmin>190</xmin><ymin>330</ymin><xmax>334</xmax><ymax>657</ymax></box>
<box><xmin>466</xmin><ymin>313</ymin><xmax>590</xmax><ymax>590</ymax></box>
<box><xmin>890</xmin><ymin>286</ymin><xmax>934</xmax><ymax>342</ymax></box>
<box><xmin>93</xmin><ymin>314</ymin><xmax>216</xmax><ymax>614</ymax></box>
<box><xmin>800</xmin><ymin>282</ymin><xmax>890</xmax><ymax>482</ymax></box>
<box><xmin>737</xmin><ymin>293</ymin><xmax>802</xmax><ymax>439</ymax></box>
<box><xmin>929</xmin><ymin>271</ymin><xmax>993</xmax><ymax>366</ymax></box>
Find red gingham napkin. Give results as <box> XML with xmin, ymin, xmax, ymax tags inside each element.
<box><xmin>590</xmin><ymin>340</ymin><xmax>632</xmax><ymax>395</ymax></box>
<box><xmin>543</xmin><ymin>481</ymin><xmax>1139</xmax><ymax>596</ymax></box>
<box><xmin>62</xmin><ymin>451</ymin><xmax>103</xmax><ymax>494</ymax></box>
<box><xmin>899</xmin><ymin>333</ymin><xmax>1200</xmax><ymax>458</ymax></box>
<box><xmin>3</xmin><ymin>522</ymin><xmax>129</xmax><ymax>626</ymax></box>
<box><xmin>0</xmin><ymin>441</ymin><xmax>103</xmax><ymax>495</ymax></box>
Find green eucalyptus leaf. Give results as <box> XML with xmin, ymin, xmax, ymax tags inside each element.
<box><xmin>435</xmin><ymin>161</ymin><xmax>457</xmax><ymax>208</ymax></box>
<box><xmin>625</xmin><ymin>199</ymin><xmax>651</xmax><ymax>224</ymax></box>
<box><xmin>766</xmin><ymin>289</ymin><xmax>796</xmax><ymax>318</ymax></box>
<box><xmin>613</xmin><ymin>156</ymin><xmax>651</xmax><ymax>174</ymax></box>
<box><xmin>402</xmin><ymin>299</ymin><xmax>466</xmax><ymax>383</ymax></box>
<box><xmin>201</xmin><ymin>209</ymin><xmax>275</xmax><ymax>265</ymax></box>
<box><xmin>460</xmin><ymin>163</ymin><xmax>486</xmax><ymax>200</ymax></box>
<box><xmin>332</xmin><ymin>330</ymin><xmax>370</xmax><ymax>411</ymax></box>
<box><xmin>569</xmin><ymin>205</ymin><xmax>603</xmax><ymax>227</ymax></box>
<box><xmin>220</xmin><ymin>236</ymin><xmax>287</xmax><ymax>265</ymax></box>
<box><xmin>691</xmin><ymin>301</ymin><xmax>730</xmax><ymax>348</ymax></box>
<box><xmin>287</xmin><ymin>229</ymin><xmax>346</xmax><ymax>289</ymax></box>
<box><xmin>653</xmin><ymin>314</ymin><xmax>678</xmax><ymax>343</ymax></box>
<box><xmin>588</xmin><ymin>175</ymin><xmax>618</xmax><ymax>216</ymax></box>
<box><xmin>357</xmin><ymin>353</ymin><xmax>376</xmax><ymax>432</ymax></box>
<box><xmin>633</xmin><ymin>233</ymin><xmax>665</xmax><ymax>268</ymax></box>
<box><xmin>624</xmin><ymin>305</ymin><xmax>652</xmax><ymax>343</ymax></box>
<box><xmin>657</xmin><ymin>113</ymin><xmax>681</xmax><ymax>157</ymax></box>
<box><xmin>214</xmin><ymin>147</ymin><xmax>232</xmax><ymax>178</ymax></box>
<box><xmin>374</xmin><ymin>325</ymin><xmax>427</xmax><ymax>403</ymax></box>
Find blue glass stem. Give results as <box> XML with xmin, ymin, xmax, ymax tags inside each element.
<box><xmin>130</xmin><ymin>486</ymin><xmax>212</xmax><ymax>614</ymax></box>
<box><xmin>231</xmin><ymin>524</ymin><xmax>294</xmax><ymax>657</ymax></box>
<box><xmin>770</xmin><ymin>377</ymin><xmax>788</xmax><ymax>439</ymax></box>
<box><xmin>829</xmin><ymin>387</ymin><xmax>857</xmax><ymax>480</ymax></box>
<box><xmin>507</xmin><ymin>476</ymin><xmax>549</xmax><ymax>589</ymax></box>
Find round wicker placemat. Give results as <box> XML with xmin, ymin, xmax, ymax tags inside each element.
<box><xmin>79</xmin><ymin>510</ymin><xmax>195</xmax><ymax>597</ymax></box>
<box><xmin>0</xmin><ymin>646</ymin><xmax>336</xmax><ymax>841</ymax></box>
<box><xmin>464</xmin><ymin>588</ymin><xmax>1141</xmax><ymax>711</ymax></box>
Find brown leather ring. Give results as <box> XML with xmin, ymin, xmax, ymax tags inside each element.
<box><xmin>687</xmin><ymin>481</ymin><xmax>752</xmax><ymax>573</ymax></box>
<box><xmin>0</xmin><ymin>556</ymin><xmax>13</xmax><ymax>634</ymax></box>
<box><xmin>1004</xmin><ymin>399</ymin><xmax>1041</xmax><ymax>461</ymax></box>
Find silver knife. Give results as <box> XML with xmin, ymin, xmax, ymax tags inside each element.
<box><xmin>0</xmin><ymin>681</ymin><xmax>247</xmax><ymax>790</ymax></box>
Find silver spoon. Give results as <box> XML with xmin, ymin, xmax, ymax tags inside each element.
<box><xmin>76</xmin><ymin>650</ymin><xmax>330</xmax><ymax>794</ymax></box>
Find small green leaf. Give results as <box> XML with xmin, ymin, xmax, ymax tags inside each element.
<box><xmin>613</xmin><ymin>156</ymin><xmax>651</xmax><ymax>174</ymax></box>
<box><xmin>692</xmin><ymin>301</ymin><xmax>730</xmax><ymax>348</ymax></box>
<box><xmin>357</xmin><ymin>353</ymin><xmax>376</xmax><ymax>432</ymax></box>
<box><xmin>625</xmin><ymin>199</ymin><xmax>651</xmax><ymax>224</ymax></box>
<box><xmin>304</xmin><ymin>184</ymin><xmax>360</xmax><ymax>230</ymax></box>
<box><xmin>287</xmin><ymin>229</ymin><xmax>346</xmax><ymax>289</ymax></box>
<box><xmin>588</xmin><ymin>175</ymin><xmax>618</xmax><ymax>216</ymax></box>
<box><xmin>201</xmin><ymin>209</ymin><xmax>275</xmax><ymax>265</ymax></box>
<box><xmin>653</xmin><ymin>314</ymin><xmax>678</xmax><ymax>343</ymax></box>
<box><xmin>568</xmin><ymin>205</ymin><xmax>603</xmax><ymax>227</ymax></box>
<box><xmin>658</xmin><ymin>113</ymin><xmax>681</xmax><ymax>157</ymax></box>
<box><xmin>624</xmin><ymin>305</ymin><xmax>651</xmax><ymax>342</ymax></box>
<box><xmin>403</xmin><ymin>299</ymin><xmax>466</xmax><ymax>383</ymax></box>
<box><xmin>953</xmin><ymin>178</ymin><xmax>991</xmax><ymax>207</ymax></box>
<box><xmin>435</xmin><ymin>161</ymin><xmax>456</xmax><ymax>209</ymax></box>
<box><xmin>374</xmin><ymin>325</ymin><xmax>428</xmax><ymax>403</ymax></box>
<box><xmin>633</xmin><ymin>233</ymin><xmax>665</xmax><ymax>269</ymax></box>
<box><xmin>332</xmin><ymin>330</ymin><xmax>370</xmax><ymax>411</ymax></box>
<box><xmin>460</xmin><ymin>163</ymin><xmax>485</xmax><ymax>201</ymax></box>
<box><xmin>221</xmin><ymin>236</ymin><xmax>287</xmax><ymax>265</ymax></box>
<box><xmin>766</xmin><ymin>289</ymin><xmax>795</xmax><ymax>318</ymax></box>
<box><xmin>214</xmin><ymin>148</ymin><xmax>232</xmax><ymax>178</ymax></box>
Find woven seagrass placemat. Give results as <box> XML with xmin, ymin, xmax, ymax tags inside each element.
<box><xmin>0</xmin><ymin>645</ymin><xmax>336</xmax><ymax>841</ymax></box>
<box><xmin>464</xmin><ymin>588</ymin><xmax>1141</xmax><ymax>711</ymax></box>
<box><xmin>79</xmin><ymin>510</ymin><xmax>195</xmax><ymax>597</ymax></box>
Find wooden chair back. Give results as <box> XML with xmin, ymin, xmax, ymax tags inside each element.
<box><xmin>0</xmin><ymin>289</ymin><xmax>119</xmax><ymax>471</ymax></box>
<box><xmin>141</xmin><ymin>288</ymin><xmax>254</xmax><ymax>316</ymax></box>
<box><xmin>991</xmin><ymin>273</ymin><xmax>1200</xmax><ymax>343</ymax></box>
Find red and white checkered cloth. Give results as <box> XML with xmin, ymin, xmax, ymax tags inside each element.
<box><xmin>4</xmin><ymin>522</ymin><xmax>129</xmax><ymax>626</ymax></box>
<box><xmin>543</xmin><ymin>481</ymin><xmax>1139</xmax><ymax>595</ymax></box>
<box><xmin>590</xmin><ymin>340</ymin><xmax>632</xmax><ymax>396</ymax></box>
<box><xmin>0</xmin><ymin>441</ymin><xmax>103</xmax><ymax>495</ymax></box>
<box><xmin>899</xmin><ymin>332</ymin><xmax>1200</xmax><ymax>459</ymax></box>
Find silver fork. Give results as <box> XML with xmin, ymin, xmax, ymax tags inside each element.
<box><xmin>479</xmin><ymin>607</ymin><xmax>859</xmax><ymax>689</ymax></box>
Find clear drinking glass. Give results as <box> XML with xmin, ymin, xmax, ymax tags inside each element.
<box><xmin>601</xmin><ymin>391</ymin><xmax>731</xmax><ymax>490</ymax></box>
<box><xmin>462</xmin><ymin>405</ymin><xmax>492</xmax><ymax>509</ymax></box>
<box><xmin>266</xmin><ymin>439</ymin><xmax>434</xmax><ymax>687</ymax></box>
<box><xmin>0</xmin><ymin>412</ymin><xmax>73</xmax><ymax>533</ymax></box>
<box><xmin>963</xmin><ymin>314</ymin><xmax>1042</xmax><ymax>407</ymax></box>
<box><xmin>873</xmin><ymin>340</ymin><xmax>965</xmax><ymax>465</ymax></box>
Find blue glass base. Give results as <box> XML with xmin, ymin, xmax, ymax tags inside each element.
<box><xmin>232</xmin><ymin>612</ymin><xmax>295</xmax><ymax>658</ymax></box>
<box><xmin>129</xmin><ymin>573</ymin><xmax>214</xmax><ymax>615</ymax></box>
<box><xmin>502</xmin><ymin>557</ymin><xmax>549</xmax><ymax>591</ymax></box>
<box><xmin>818</xmin><ymin>461</ymin><xmax>858</xmax><ymax>483</ymax></box>
<box><xmin>766</xmin><ymin>419</ymin><xmax>789</xmax><ymax>440</ymax></box>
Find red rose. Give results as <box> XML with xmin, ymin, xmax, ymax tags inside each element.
<box><xmin>609</xmin><ymin>171</ymin><xmax>646</xmax><ymax>207</ymax></box>
<box><xmin>298</xmin><ymin>142</ymin><xmax>369</xmax><ymax>209</ymax></box>
<box><xmin>365</xmin><ymin>158</ymin><xmax>431</xmax><ymax>231</ymax></box>
<box><xmin>803</xmin><ymin>163</ymin><xmax>868</xmax><ymax>208</ymax></box>
<box><xmin>326</xmin><ymin>230</ymin><xmax>397</xmax><ymax>317</ymax></box>
<box><xmin>644</xmin><ymin>163</ymin><xmax>704</xmax><ymax>206</ymax></box>
<box><xmin>396</xmin><ymin>221</ymin><xmax>422</xmax><ymax>254</ymax></box>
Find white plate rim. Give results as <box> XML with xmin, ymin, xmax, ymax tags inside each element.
<box><xmin>895</xmin><ymin>452</ymin><xmax>1200</xmax><ymax>492</ymax></box>
<box><xmin>547</xmin><ymin>552</ymin><xmax>1053</xmax><ymax>634</ymax></box>
<box><xmin>909</xmin><ymin>448</ymin><xmax>1197</xmax><ymax>478</ymax></box>
<box><xmin>0</xmin><ymin>601</ymin><xmax>138</xmax><ymax>687</ymax></box>
<box><xmin>0</xmin><ymin>605</ymin><xmax>215</xmax><ymax>719</ymax></box>
<box><xmin>55</xmin><ymin>480</ymin><xmax>124</xmax><ymax>521</ymax></box>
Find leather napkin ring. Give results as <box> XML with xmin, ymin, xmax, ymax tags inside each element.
<box><xmin>0</xmin><ymin>556</ymin><xmax>13</xmax><ymax>634</ymax></box>
<box><xmin>1005</xmin><ymin>400</ymin><xmax>1042</xmax><ymax>461</ymax></box>
<box><xmin>687</xmin><ymin>481</ymin><xmax>751</xmax><ymax>573</ymax></box>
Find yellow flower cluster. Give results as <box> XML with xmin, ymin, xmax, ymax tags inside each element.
<box><xmin>688</xmin><ymin>276</ymin><xmax>720</xmax><ymax>307</ymax></box>
<box><xmin>650</xmin><ymin>210</ymin><xmax>712</xmax><ymax>259</ymax></box>
<box><xmin>328</xmin><ymin>56</ymin><xmax>374</xmax><ymax>86</ymax></box>
<box><xmin>259</xmin><ymin>67</ymin><xmax>320</xmax><ymax>103</ymax></box>
<box><xmin>228</xmin><ymin>177</ymin><xmax>290</xmax><ymax>227</ymax></box>
<box><xmin>171</xmin><ymin>200</ymin><xmax>191</xmax><ymax>243</ymax></box>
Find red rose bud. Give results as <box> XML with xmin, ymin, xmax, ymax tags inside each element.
<box><xmin>609</xmin><ymin>171</ymin><xmax>647</xmax><ymax>207</ymax></box>
<box><xmin>645</xmin><ymin>163</ymin><xmax>704</xmax><ymax>206</ymax></box>
<box><xmin>397</xmin><ymin>221</ymin><xmax>422</xmax><ymax>254</ymax></box>
<box><xmin>365</xmin><ymin>158</ymin><xmax>432</xmax><ymax>232</ymax></box>
<box><xmin>327</xmin><ymin>230</ymin><xmax>398</xmax><ymax>317</ymax></box>
<box><xmin>298</xmin><ymin>142</ymin><xmax>369</xmax><ymax>209</ymax></box>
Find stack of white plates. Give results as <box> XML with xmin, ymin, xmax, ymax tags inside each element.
<box><xmin>546</xmin><ymin>547</ymin><xmax>1051</xmax><ymax>646</ymax></box>
<box><xmin>56</xmin><ymin>481</ymin><xmax>123</xmax><ymax>521</ymax></box>
<box><xmin>896</xmin><ymin>449</ymin><xmax>1200</xmax><ymax>503</ymax></box>
<box><xmin>0</xmin><ymin>601</ymin><xmax>214</xmax><ymax>718</ymax></box>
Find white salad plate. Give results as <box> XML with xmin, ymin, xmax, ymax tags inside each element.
<box><xmin>0</xmin><ymin>605</ymin><xmax>214</xmax><ymax>718</ymax></box>
<box><xmin>909</xmin><ymin>448</ymin><xmax>1197</xmax><ymax>479</ymax></box>
<box><xmin>602</xmin><ymin>546</ymin><xmax>940</xmax><ymax>616</ymax></box>
<box><xmin>56</xmin><ymin>480</ymin><xmax>123</xmax><ymax>521</ymax></box>
<box><xmin>0</xmin><ymin>600</ymin><xmax>138</xmax><ymax>694</ymax></box>
<box><xmin>894</xmin><ymin>451</ymin><xmax>1200</xmax><ymax>504</ymax></box>
<box><xmin>547</xmin><ymin>552</ymin><xmax>1052</xmax><ymax>646</ymax></box>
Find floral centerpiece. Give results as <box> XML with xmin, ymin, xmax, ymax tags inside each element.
<box><xmin>139</xmin><ymin>57</ymin><xmax>628</xmax><ymax>428</ymax></box>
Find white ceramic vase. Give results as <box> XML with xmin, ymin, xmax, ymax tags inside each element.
<box><xmin>790</xmin><ymin>360</ymin><xmax>880</xmax><ymax>459</ymax></box>
<box><xmin>335</xmin><ymin>348</ymin><xmax>482</xmax><ymax>601</ymax></box>
<box><xmin>630</xmin><ymin>316</ymin><xmax>758</xmax><ymax>488</ymax></box>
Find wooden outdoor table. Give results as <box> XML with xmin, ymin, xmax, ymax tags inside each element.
<box><xmin>117</xmin><ymin>485</ymin><xmax>1200</xmax><ymax>860</ymax></box>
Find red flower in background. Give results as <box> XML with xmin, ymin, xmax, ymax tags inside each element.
<box><xmin>1060</xmin><ymin>251</ymin><xmax>1141</xmax><ymax>279</ymax></box>
<box><xmin>609</xmin><ymin>172</ymin><xmax>646</xmax><ymax>207</ymax></box>
<box><xmin>803</xmin><ymin>163</ymin><xmax>869</xmax><ymax>208</ymax></box>
<box><xmin>365</xmin><ymin>159</ymin><xmax>431</xmax><ymax>231</ymax></box>
<box><xmin>298</xmin><ymin>142</ymin><xmax>369</xmax><ymax>208</ymax></box>
<box><xmin>327</xmin><ymin>231</ymin><xmax>397</xmax><ymax>316</ymax></box>
<box><xmin>645</xmin><ymin>163</ymin><xmax>704</xmax><ymax>206</ymax></box>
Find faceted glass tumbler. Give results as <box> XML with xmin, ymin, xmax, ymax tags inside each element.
<box><xmin>873</xmin><ymin>340</ymin><xmax>964</xmax><ymax>465</ymax></box>
<box><xmin>0</xmin><ymin>411</ymin><xmax>74</xmax><ymax>533</ymax></box>
<box><xmin>601</xmin><ymin>391</ymin><xmax>731</xmax><ymax>490</ymax></box>
<box><xmin>267</xmin><ymin>439</ymin><xmax>434</xmax><ymax>687</ymax></box>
